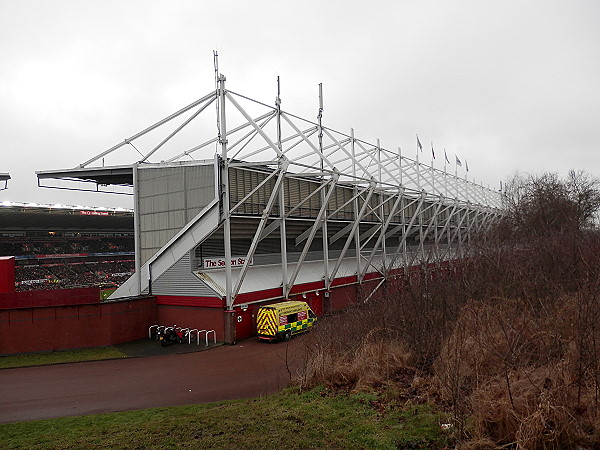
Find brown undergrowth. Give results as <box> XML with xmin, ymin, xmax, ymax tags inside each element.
<box><xmin>297</xmin><ymin>272</ymin><xmax>600</xmax><ymax>448</ymax></box>
<box><xmin>295</xmin><ymin>172</ymin><xmax>600</xmax><ymax>448</ymax></box>
<box><xmin>435</xmin><ymin>294</ymin><xmax>600</xmax><ymax>447</ymax></box>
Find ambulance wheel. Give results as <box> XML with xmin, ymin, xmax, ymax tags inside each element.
<box><xmin>283</xmin><ymin>331</ymin><xmax>291</xmax><ymax>342</ymax></box>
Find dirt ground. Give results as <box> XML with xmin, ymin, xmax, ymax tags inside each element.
<box><xmin>0</xmin><ymin>338</ymin><xmax>305</xmax><ymax>424</ymax></box>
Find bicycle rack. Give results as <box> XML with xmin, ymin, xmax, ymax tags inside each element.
<box><xmin>197</xmin><ymin>329</ymin><xmax>217</xmax><ymax>347</ymax></box>
<box><xmin>188</xmin><ymin>328</ymin><xmax>199</xmax><ymax>344</ymax></box>
<box><xmin>148</xmin><ymin>324</ymin><xmax>216</xmax><ymax>346</ymax></box>
<box><xmin>197</xmin><ymin>330</ymin><xmax>207</xmax><ymax>346</ymax></box>
<box><xmin>206</xmin><ymin>330</ymin><xmax>216</xmax><ymax>346</ymax></box>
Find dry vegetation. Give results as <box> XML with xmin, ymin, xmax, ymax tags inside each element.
<box><xmin>296</xmin><ymin>170</ymin><xmax>600</xmax><ymax>449</ymax></box>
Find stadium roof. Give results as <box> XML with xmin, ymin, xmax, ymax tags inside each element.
<box><xmin>36</xmin><ymin>165</ymin><xmax>134</xmax><ymax>194</ymax></box>
<box><xmin>0</xmin><ymin>173</ymin><xmax>9</xmax><ymax>190</ymax></box>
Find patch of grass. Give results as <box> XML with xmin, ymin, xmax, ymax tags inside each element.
<box><xmin>100</xmin><ymin>288</ymin><xmax>117</xmax><ymax>300</ymax></box>
<box><xmin>0</xmin><ymin>387</ymin><xmax>453</xmax><ymax>449</ymax></box>
<box><xmin>0</xmin><ymin>347</ymin><xmax>126</xmax><ymax>369</ymax></box>
<box><xmin>388</xmin><ymin>403</ymin><xmax>454</xmax><ymax>448</ymax></box>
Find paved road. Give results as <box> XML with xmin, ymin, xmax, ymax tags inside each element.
<box><xmin>0</xmin><ymin>339</ymin><xmax>306</xmax><ymax>424</ymax></box>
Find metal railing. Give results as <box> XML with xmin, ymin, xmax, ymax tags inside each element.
<box><xmin>148</xmin><ymin>324</ymin><xmax>217</xmax><ymax>347</ymax></box>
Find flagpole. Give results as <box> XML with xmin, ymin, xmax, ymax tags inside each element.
<box><xmin>455</xmin><ymin>156</ymin><xmax>458</xmax><ymax>199</ymax></box>
<box><xmin>416</xmin><ymin>135</ymin><xmax>421</xmax><ymax>190</ymax></box>
<box><xmin>430</xmin><ymin>142</ymin><xmax>435</xmax><ymax>193</ymax></box>
<box><xmin>398</xmin><ymin>147</ymin><xmax>402</xmax><ymax>185</ymax></box>
<box><xmin>443</xmin><ymin>149</ymin><xmax>447</xmax><ymax>198</ymax></box>
<box><xmin>443</xmin><ymin>148</ymin><xmax>447</xmax><ymax>174</ymax></box>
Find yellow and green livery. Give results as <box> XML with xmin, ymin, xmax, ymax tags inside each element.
<box><xmin>257</xmin><ymin>300</ymin><xmax>317</xmax><ymax>341</ymax></box>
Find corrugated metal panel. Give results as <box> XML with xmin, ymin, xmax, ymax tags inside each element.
<box><xmin>152</xmin><ymin>252</ymin><xmax>219</xmax><ymax>297</ymax></box>
<box><xmin>138</xmin><ymin>163</ymin><xmax>216</xmax><ymax>266</ymax></box>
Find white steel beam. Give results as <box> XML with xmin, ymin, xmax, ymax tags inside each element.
<box><xmin>225</xmin><ymin>92</ymin><xmax>284</xmax><ymax>159</ymax></box>
<box><xmin>285</xmin><ymin>173</ymin><xmax>339</xmax><ymax>296</ymax></box>
<box><xmin>361</xmin><ymin>190</ymin><xmax>404</xmax><ymax>278</ymax></box>
<box><xmin>79</xmin><ymin>91</ymin><xmax>217</xmax><ymax>168</ymax></box>
<box><xmin>166</xmin><ymin>111</ymin><xmax>274</xmax><ymax>162</ymax></box>
<box><xmin>229</xmin><ymin>169</ymin><xmax>280</xmax><ymax>214</ymax></box>
<box><xmin>218</xmin><ymin>75</ymin><xmax>234</xmax><ymax>309</ymax></box>
<box><xmin>139</xmin><ymin>96</ymin><xmax>216</xmax><ymax>163</ymax></box>
<box><xmin>388</xmin><ymin>193</ymin><xmax>425</xmax><ymax>270</ymax></box>
<box><xmin>280</xmin><ymin>112</ymin><xmax>335</xmax><ymax>170</ymax></box>
<box><xmin>329</xmin><ymin>184</ymin><xmax>375</xmax><ymax>286</ymax></box>
<box><xmin>232</xmin><ymin>165</ymin><xmax>287</xmax><ymax>299</ymax></box>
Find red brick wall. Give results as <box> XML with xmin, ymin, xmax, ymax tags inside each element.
<box><xmin>156</xmin><ymin>305</ymin><xmax>225</xmax><ymax>342</ymax></box>
<box><xmin>0</xmin><ymin>297</ymin><xmax>156</xmax><ymax>355</ymax></box>
<box><xmin>326</xmin><ymin>284</ymin><xmax>360</xmax><ymax>311</ymax></box>
<box><xmin>0</xmin><ymin>287</ymin><xmax>99</xmax><ymax>309</ymax></box>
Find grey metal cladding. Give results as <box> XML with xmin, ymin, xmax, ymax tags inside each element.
<box><xmin>152</xmin><ymin>251</ymin><xmax>219</xmax><ymax>297</ymax></box>
<box><xmin>138</xmin><ymin>163</ymin><xmax>216</xmax><ymax>265</ymax></box>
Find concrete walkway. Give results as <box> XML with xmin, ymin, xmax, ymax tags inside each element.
<box><xmin>115</xmin><ymin>337</ymin><xmax>222</xmax><ymax>358</ymax></box>
<box><xmin>0</xmin><ymin>337</ymin><xmax>304</xmax><ymax>424</ymax></box>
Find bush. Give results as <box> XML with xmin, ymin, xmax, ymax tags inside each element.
<box><xmin>296</xmin><ymin>171</ymin><xmax>600</xmax><ymax>447</ymax></box>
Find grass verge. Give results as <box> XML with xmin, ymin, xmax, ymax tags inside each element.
<box><xmin>0</xmin><ymin>347</ymin><xmax>126</xmax><ymax>369</ymax></box>
<box><xmin>0</xmin><ymin>387</ymin><xmax>453</xmax><ymax>449</ymax></box>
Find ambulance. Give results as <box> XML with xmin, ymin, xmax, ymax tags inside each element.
<box><xmin>256</xmin><ymin>300</ymin><xmax>317</xmax><ymax>341</ymax></box>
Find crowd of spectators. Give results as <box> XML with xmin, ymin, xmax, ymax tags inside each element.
<box><xmin>0</xmin><ymin>236</ymin><xmax>134</xmax><ymax>256</ymax></box>
<box><xmin>14</xmin><ymin>260</ymin><xmax>135</xmax><ymax>291</ymax></box>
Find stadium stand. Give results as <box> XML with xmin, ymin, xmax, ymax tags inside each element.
<box><xmin>0</xmin><ymin>202</ymin><xmax>135</xmax><ymax>291</ymax></box>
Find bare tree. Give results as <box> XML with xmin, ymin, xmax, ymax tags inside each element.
<box><xmin>566</xmin><ymin>169</ymin><xmax>600</xmax><ymax>229</ymax></box>
<box><xmin>503</xmin><ymin>171</ymin><xmax>600</xmax><ymax>237</ymax></box>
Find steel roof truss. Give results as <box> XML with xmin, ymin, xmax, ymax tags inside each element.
<box><xmin>232</xmin><ymin>167</ymin><xmax>286</xmax><ymax>299</ymax></box>
<box><xmin>329</xmin><ymin>185</ymin><xmax>375</xmax><ymax>284</ymax></box>
<box><xmin>242</xmin><ymin>124</ymin><xmax>316</xmax><ymax>162</ymax></box>
<box><xmin>383</xmin><ymin>196</ymin><xmax>422</xmax><ymax>239</ymax></box>
<box><xmin>287</xmin><ymin>180</ymin><xmax>332</xmax><ymax>222</ymax></box>
<box><xmin>257</xmin><ymin>219</ymin><xmax>281</xmax><ymax>242</ymax></box>
<box><xmin>226</xmin><ymin>92</ymin><xmax>284</xmax><ymax>159</ymax></box>
<box><xmin>229</xmin><ymin>169</ymin><xmax>281</xmax><ymax>214</ymax></box>
<box><xmin>326</xmin><ymin>184</ymin><xmax>370</xmax><ymax>219</ymax></box>
<box><xmin>167</xmin><ymin>111</ymin><xmax>274</xmax><ymax>162</ymax></box>
<box><xmin>228</xmin><ymin>112</ymin><xmax>277</xmax><ymax>160</ymax></box>
<box><xmin>280</xmin><ymin>113</ymin><xmax>335</xmax><ymax>170</ymax></box>
<box><xmin>79</xmin><ymin>91</ymin><xmax>217</xmax><ymax>168</ymax></box>
<box><xmin>139</xmin><ymin>96</ymin><xmax>216</xmax><ymax>163</ymax></box>
<box><xmin>361</xmin><ymin>191</ymin><xmax>404</xmax><ymax>278</ymax></box>
<box><xmin>388</xmin><ymin>193</ymin><xmax>425</xmax><ymax>270</ymax></box>
<box><xmin>285</xmin><ymin>174</ymin><xmax>339</xmax><ymax>296</ymax></box>
<box><xmin>354</xmin><ymin>140</ymin><xmax>398</xmax><ymax>186</ymax></box>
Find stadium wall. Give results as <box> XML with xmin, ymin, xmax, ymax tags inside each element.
<box><xmin>156</xmin><ymin>304</ymin><xmax>225</xmax><ymax>340</ymax></box>
<box><xmin>154</xmin><ymin>280</ymin><xmax>362</xmax><ymax>344</ymax></box>
<box><xmin>0</xmin><ymin>268</ymin><xmax>391</xmax><ymax>353</ymax></box>
<box><xmin>0</xmin><ymin>287</ymin><xmax>99</xmax><ymax>309</ymax></box>
<box><xmin>0</xmin><ymin>297</ymin><xmax>156</xmax><ymax>355</ymax></box>
<box><xmin>0</xmin><ymin>256</ymin><xmax>15</xmax><ymax>293</ymax></box>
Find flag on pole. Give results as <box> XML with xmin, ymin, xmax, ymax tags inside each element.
<box><xmin>455</xmin><ymin>155</ymin><xmax>462</xmax><ymax>167</ymax></box>
<box><xmin>417</xmin><ymin>135</ymin><xmax>422</xmax><ymax>151</ymax></box>
<box><xmin>431</xmin><ymin>142</ymin><xmax>435</xmax><ymax>159</ymax></box>
<box><xmin>444</xmin><ymin>148</ymin><xmax>450</xmax><ymax>164</ymax></box>
<box><xmin>465</xmin><ymin>159</ymin><xmax>469</xmax><ymax>172</ymax></box>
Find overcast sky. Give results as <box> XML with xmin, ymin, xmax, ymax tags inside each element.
<box><xmin>1</xmin><ymin>0</ymin><xmax>599</xmax><ymax>209</ymax></box>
